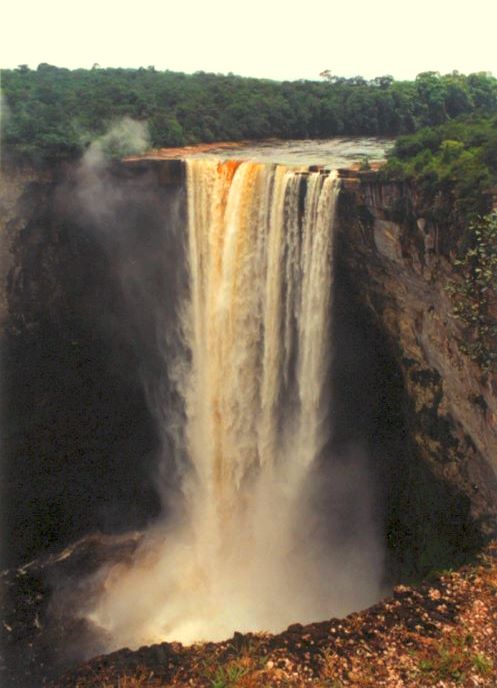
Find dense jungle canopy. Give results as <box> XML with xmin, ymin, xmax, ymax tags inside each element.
<box><xmin>2</xmin><ymin>65</ymin><xmax>497</xmax><ymax>163</ymax></box>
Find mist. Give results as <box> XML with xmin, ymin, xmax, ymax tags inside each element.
<box><xmin>78</xmin><ymin>443</ymin><xmax>384</xmax><ymax>650</ymax></box>
<box><xmin>82</xmin><ymin>117</ymin><xmax>150</xmax><ymax>167</ymax></box>
<box><xmin>58</xmin><ymin>151</ymin><xmax>385</xmax><ymax>652</ymax></box>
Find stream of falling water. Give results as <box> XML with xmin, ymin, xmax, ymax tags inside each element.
<box><xmin>183</xmin><ymin>159</ymin><xmax>338</xmax><ymax>531</ymax></box>
<box><xmin>85</xmin><ymin>159</ymin><xmax>383</xmax><ymax>649</ymax></box>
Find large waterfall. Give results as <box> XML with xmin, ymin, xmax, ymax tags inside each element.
<box><xmin>85</xmin><ymin>159</ymin><xmax>383</xmax><ymax>649</ymax></box>
<box><xmin>183</xmin><ymin>159</ymin><xmax>337</xmax><ymax>537</ymax></box>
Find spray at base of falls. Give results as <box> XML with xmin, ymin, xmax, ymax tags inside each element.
<box><xmin>85</xmin><ymin>159</ymin><xmax>384</xmax><ymax>649</ymax></box>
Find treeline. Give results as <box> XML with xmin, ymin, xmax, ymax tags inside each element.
<box><xmin>383</xmin><ymin>114</ymin><xmax>497</xmax><ymax>221</ymax></box>
<box><xmin>2</xmin><ymin>64</ymin><xmax>497</xmax><ymax>162</ymax></box>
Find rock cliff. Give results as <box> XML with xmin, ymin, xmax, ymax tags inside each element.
<box><xmin>337</xmin><ymin>170</ymin><xmax>497</xmax><ymax>537</ymax></box>
<box><xmin>0</xmin><ymin>160</ymin><xmax>185</xmax><ymax>567</ymax></box>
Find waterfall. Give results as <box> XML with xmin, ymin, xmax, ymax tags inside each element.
<box><xmin>183</xmin><ymin>159</ymin><xmax>337</xmax><ymax>519</ymax></box>
<box><xmin>85</xmin><ymin>159</ymin><xmax>383</xmax><ymax>649</ymax></box>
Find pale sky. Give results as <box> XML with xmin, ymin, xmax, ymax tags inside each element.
<box><xmin>2</xmin><ymin>0</ymin><xmax>497</xmax><ymax>81</ymax></box>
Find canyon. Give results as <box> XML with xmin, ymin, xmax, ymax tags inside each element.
<box><xmin>1</xmin><ymin>144</ymin><xmax>497</xmax><ymax>686</ymax></box>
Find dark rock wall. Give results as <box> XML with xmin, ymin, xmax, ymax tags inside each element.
<box><xmin>1</xmin><ymin>160</ymin><xmax>185</xmax><ymax>567</ymax></box>
<box><xmin>337</xmin><ymin>172</ymin><xmax>497</xmax><ymax>564</ymax></box>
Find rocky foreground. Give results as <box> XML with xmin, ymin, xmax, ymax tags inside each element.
<box><xmin>41</xmin><ymin>543</ymin><xmax>497</xmax><ymax>688</ymax></box>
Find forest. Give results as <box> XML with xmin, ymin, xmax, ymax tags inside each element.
<box><xmin>384</xmin><ymin>113</ymin><xmax>497</xmax><ymax>221</ymax></box>
<box><xmin>2</xmin><ymin>64</ymin><xmax>497</xmax><ymax>162</ymax></box>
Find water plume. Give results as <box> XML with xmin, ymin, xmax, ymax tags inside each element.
<box><xmin>82</xmin><ymin>117</ymin><xmax>150</xmax><ymax>170</ymax></box>
<box><xmin>82</xmin><ymin>158</ymin><xmax>384</xmax><ymax>649</ymax></box>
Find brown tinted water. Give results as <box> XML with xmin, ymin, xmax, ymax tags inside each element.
<box><xmin>130</xmin><ymin>137</ymin><xmax>392</xmax><ymax>169</ymax></box>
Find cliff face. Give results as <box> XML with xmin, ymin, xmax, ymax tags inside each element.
<box><xmin>0</xmin><ymin>165</ymin><xmax>55</xmax><ymax>329</ymax></box>
<box><xmin>0</xmin><ymin>160</ymin><xmax>184</xmax><ymax>567</ymax></box>
<box><xmin>337</xmin><ymin>171</ymin><xmax>497</xmax><ymax>536</ymax></box>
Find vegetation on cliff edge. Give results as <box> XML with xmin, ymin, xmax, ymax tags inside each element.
<box><xmin>446</xmin><ymin>211</ymin><xmax>497</xmax><ymax>370</ymax></box>
<box><xmin>383</xmin><ymin>113</ymin><xmax>497</xmax><ymax>220</ymax></box>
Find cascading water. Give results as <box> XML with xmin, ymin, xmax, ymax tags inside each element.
<box><xmin>183</xmin><ymin>159</ymin><xmax>337</xmax><ymax>535</ymax></box>
<box><xmin>84</xmin><ymin>159</ymin><xmax>383</xmax><ymax>649</ymax></box>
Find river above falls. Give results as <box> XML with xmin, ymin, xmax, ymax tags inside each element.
<box><xmin>131</xmin><ymin>137</ymin><xmax>393</xmax><ymax>169</ymax></box>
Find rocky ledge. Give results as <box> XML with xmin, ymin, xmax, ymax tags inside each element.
<box><xmin>3</xmin><ymin>530</ymin><xmax>496</xmax><ymax>687</ymax></box>
<box><xmin>46</xmin><ymin>543</ymin><xmax>497</xmax><ymax>688</ymax></box>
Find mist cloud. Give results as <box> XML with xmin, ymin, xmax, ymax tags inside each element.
<box><xmin>82</xmin><ymin>117</ymin><xmax>150</xmax><ymax>169</ymax></box>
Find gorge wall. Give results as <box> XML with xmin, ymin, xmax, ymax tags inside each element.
<box><xmin>337</xmin><ymin>171</ymin><xmax>497</xmax><ymax>568</ymax></box>
<box><xmin>1</xmin><ymin>160</ymin><xmax>184</xmax><ymax>567</ymax></box>
<box><xmin>1</xmin><ymin>158</ymin><xmax>496</xmax><ymax>579</ymax></box>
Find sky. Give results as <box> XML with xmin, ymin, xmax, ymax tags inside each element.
<box><xmin>2</xmin><ymin>0</ymin><xmax>497</xmax><ymax>81</ymax></box>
